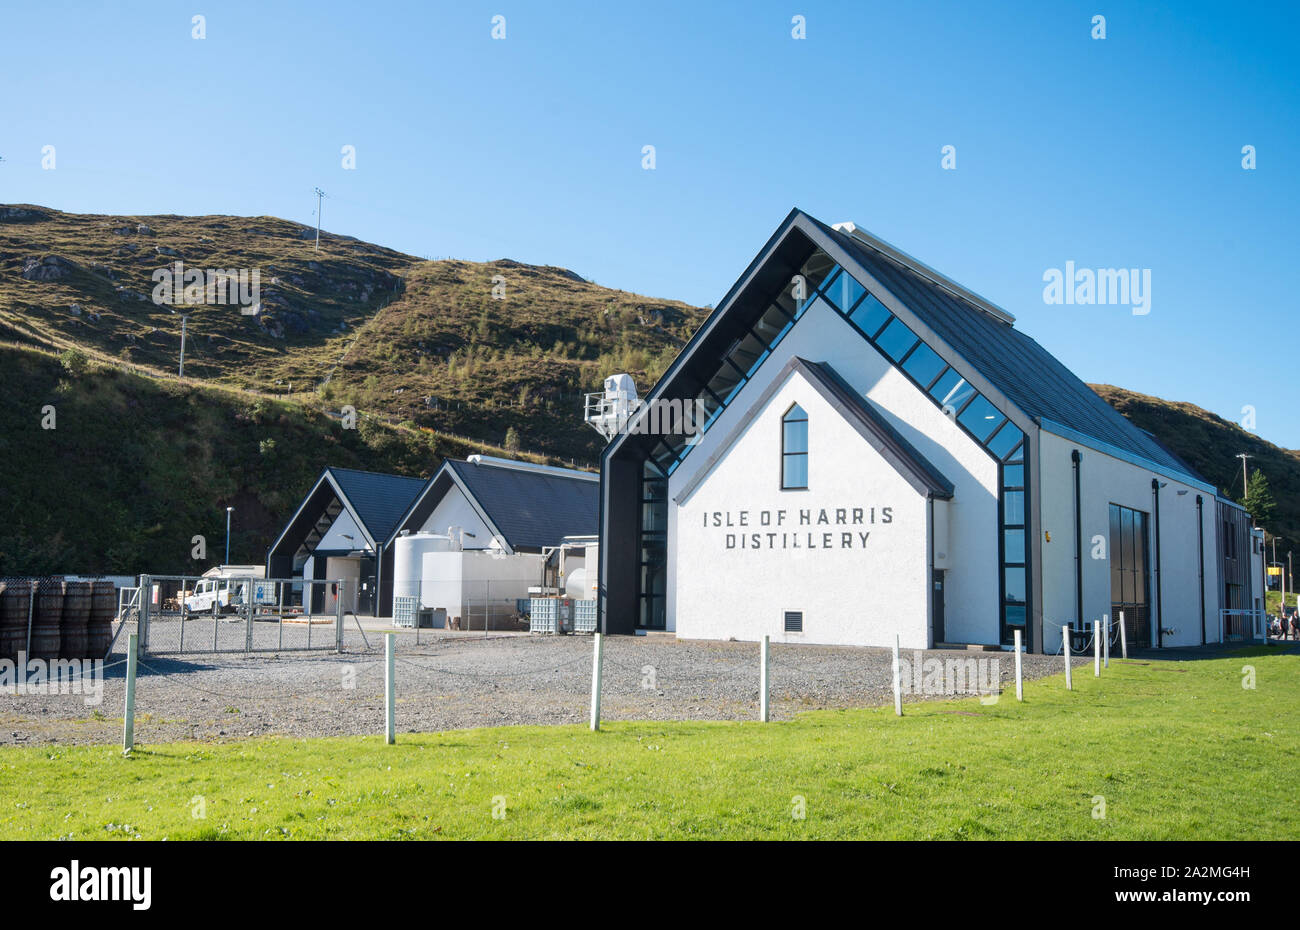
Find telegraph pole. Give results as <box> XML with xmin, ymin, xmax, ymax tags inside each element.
<box><xmin>178</xmin><ymin>313</ymin><xmax>188</xmax><ymax>377</ymax></box>
<box><xmin>313</xmin><ymin>187</ymin><xmax>327</xmax><ymax>252</ymax></box>
<box><xmin>1235</xmin><ymin>452</ymin><xmax>1251</xmax><ymax>499</ymax></box>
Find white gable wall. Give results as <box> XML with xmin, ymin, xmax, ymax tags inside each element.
<box><xmin>316</xmin><ymin>509</ymin><xmax>368</xmax><ymax>551</ymax></box>
<box><xmin>416</xmin><ymin>483</ymin><xmax>497</xmax><ymax>549</ymax></box>
<box><xmin>676</xmin><ymin>367</ymin><xmax>931</xmax><ymax>647</ymax></box>
<box><xmin>665</xmin><ymin>295</ymin><xmax>1001</xmax><ymax>646</ymax></box>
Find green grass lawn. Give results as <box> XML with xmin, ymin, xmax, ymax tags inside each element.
<box><xmin>1</xmin><ymin>649</ymin><xmax>1295</xmax><ymax>840</ymax></box>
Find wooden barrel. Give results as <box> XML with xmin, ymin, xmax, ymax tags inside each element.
<box><xmin>88</xmin><ymin>581</ymin><xmax>116</xmax><ymax>659</ymax></box>
<box><xmin>0</xmin><ymin>580</ymin><xmax>31</xmax><ymax>661</ymax></box>
<box><xmin>29</xmin><ymin>578</ymin><xmax>63</xmax><ymax>661</ymax></box>
<box><xmin>60</xmin><ymin>580</ymin><xmax>92</xmax><ymax>659</ymax></box>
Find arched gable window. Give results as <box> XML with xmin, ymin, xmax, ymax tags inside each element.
<box><xmin>782</xmin><ymin>403</ymin><xmax>808</xmax><ymax>489</ymax></box>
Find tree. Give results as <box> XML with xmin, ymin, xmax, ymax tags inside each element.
<box><xmin>1242</xmin><ymin>468</ymin><xmax>1276</xmax><ymax>528</ymax></box>
<box><xmin>60</xmin><ymin>347</ymin><xmax>88</xmax><ymax>377</ymax></box>
<box><xmin>504</xmin><ymin>426</ymin><xmax>520</xmax><ymax>453</ymax></box>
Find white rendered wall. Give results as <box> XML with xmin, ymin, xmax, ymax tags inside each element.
<box><xmin>316</xmin><ymin>509</ymin><xmax>367</xmax><ymax>551</ymax></box>
<box><xmin>675</xmin><ymin>368</ymin><xmax>931</xmax><ymax>647</ymax></box>
<box><xmin>665</xmin><ymin>296</ymin><xmax>1001</xmax><ymax>645</ymax></box>
<box><xmin>416</xmin><ymin>483</ymin><xmax>497</xmax><ymax>549</ymax></box>
<box><xmin>1037</xmin><ymin>430</ymin><xmax>1218</xmax><ymax>652</ymax></box>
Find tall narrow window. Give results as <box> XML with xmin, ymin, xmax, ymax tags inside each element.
<box><xmin>782</xmin><ymin>403</ymin><xmax>808</xmax><ymax>489</ymax></box>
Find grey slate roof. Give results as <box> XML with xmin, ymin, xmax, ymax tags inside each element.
<box><xmin>809</xmin><ymin>215</ymin><xmax>1206</xmax><ymax>483</ymax></box>
<box><xmin>327</xmin><ymin>467</ymin><xmax>428</xmax><ymax>544</ymax></box>
<box><xmin>445</xmin><ymin>460</ymin><xmax>598</xmax><ymax>551</ymax></box>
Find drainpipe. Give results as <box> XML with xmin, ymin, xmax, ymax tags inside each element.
<box><xmin>1152</xmin><ymin>479</ymin><xmax>1163</xmax><ymax>648</ymax></box>
<box><xmin>1196</xmin><ymin>495</ymin><xmax>1206</xmax><ymax>645</ymax></box>
<box><xmin>1072</xmin><ymin>450</ymin><xmax>1083</xmax><ymax>631</ymax></box>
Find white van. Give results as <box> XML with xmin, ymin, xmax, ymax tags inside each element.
<box><xmin>183</xmin><ymin>577</ymin><xmax>275</xmax><ymax>616</ymax></box>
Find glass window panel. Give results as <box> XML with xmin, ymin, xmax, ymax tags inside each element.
<box><xmin>822</xmin><ymin>268</ymin><xmax>866</xmax><ymax>313</ymax></box>
<box><xmin>1003</xmin><ymin>490</ymin><xmax>1025</xmax><ymax>526</ymax></box>
<box><xmin>901</xmin><ymin>342</ymin><xmax>946</xmax><ymax>387</ymax></box>
<box><xmin>958</xmin><ymin>394</ymin><xmax>1003</xmax><ymax>443</ymax></box>
<box><xmin>752</xmin><ymin>301</ymin><xmax>795</xmax><ymax>347</ymax></box>
<box><xmin>876</xmin><ymin>316</ymin><xmax>919</xmax><ymax>362</ymax></box>
<box><xmin>1003</xmin><ymin>529</ymin><xmax>1025</xmax><ymax>564</ymax></box>
<box><xmin>987</xmin><ymin>421</ymin><xmax>1024</xmax><ymax>460</ymax></box>
<box><xmin>726</xmin><ymin>330</ymin><xmax>769</xmax><ymax>379</ymax></box>
<box><xmin>1002</xmin><ymin>464</ymin><xmax>1024</xmax><ymax>489</ymax></box>
<box><xmin>849</xmin><ymin>294</ymin><xmax>892</xmax><ymax>338</ymax></box>
<box><xmin>783</xmin><ymin>454</ymin><xmax>808</xmax><ymax>489</ymax></box>
<box><xmin>929</xmin><ymin>368</ymin><xmax>975</xmax><ymax>414</ymax></box>
<box><xmin>705</xmin><ymin>365</ymin><xmax>744</xmax><ymax>406</ymax></box>
<box><xmin>783</xmin><ymin>405</ymin><xmax>808</xmax><ymax>454</ymax></box>
<box><xmin>1005</xmin><ymin>443</ymin><xmax>1024</xmax><ymax>463</ymax></box>
<box><xmin>771</xmin><ymin>284</ymin><xmax>800</xmax><ymax>322</ymax></box>
<box><xmin>1004</xmin><ymin>567</ymin><xmax>1027</xmax><ymax>603</ymax></box>
<box><xmin>798</xmin><ymin>252</ymin><xmax>837</xmax><ymax>297</ymax></box>
<box><xmin>1003</xmin><ymin>605</ymin><xmax>1027</xmax><ymax>629</ymax></box>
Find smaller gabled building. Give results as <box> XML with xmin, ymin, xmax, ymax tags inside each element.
<box><xmin>267</xmin><ymin>456</ymin><xmax>599</xmax><ymax>618</ymax></box>
<box><xmin>266</xmin><ymin>466</ymin><xmax>427</xmax><ymax>616</ymax></box>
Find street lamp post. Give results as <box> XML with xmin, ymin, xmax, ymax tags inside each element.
<box><xmin>225</xmin><ymin>506</ymin><xmax>234</xmax><ymax>564</ymax></box>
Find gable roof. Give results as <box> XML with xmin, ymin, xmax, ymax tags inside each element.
<box><xmin>811</xmin><ymin>217</ymin><xmax>1206</xmax><ymax>483</ymax></box>
<box><xmin>445</xmin><ymin>459</ymin><xmax>598</xmax><ymax>551</ymax></box>
<box><xmin>603</xmin><ymin>208</ymin><xmax>1206</xmax><ymax>489</ymax></box>
<box><xmin>676</xmin><ymin>357</ymin><xmax>954</xmax><ymax>502</ymax></box>
<box><xmin>386</xmin><ymin>458</ymin><xmax>599</xmax><ymax>552</ymax></box>
<box><xmin>325</xmin><ymin>467</ymin><xmax>428</xmax><ymax>544</ymax></box>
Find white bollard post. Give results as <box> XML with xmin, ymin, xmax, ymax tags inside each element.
<box><xmin>122</xmin><ymin>632</ymin><xmax>138</xmax><ymax>753</ymax></box>
<box><xmin>384</xmin><ymin>632</ymin><xmax>395</xmax><ymax>745</ymax></box>
<box><xmin>589</xmin><ymin>633</ymin><xmax>604</xmax><ymax>731</ymax></box>
<box><xmin>760</xmin><ymin>634</ymin><xmax>770</xmax><ymax>722</ymax></box>
<box><xmin>1103</xmin><ymin>614</ymin><xmax>1110</xmax><ymax>668</ymax></box>
<box><xmin>1014</xmin><ymin>629</ymin><xmax>1023</xmax><ymax>701</ymax></box>
<box><xmin>1119</xmin><ymin>610</ymin><xmax>1128</xmax><ymax>659</ymax></box>
<box><xmin>1063</xmin><ymin>624</ymin><xmax>1072</xmax><ymax>691</ymax></box>
<box><xmin>1094</xmin><ymin>620</ymin><xmax>1101</xmax><ymax>677</ymax></box>
<box><xmin>892</xmin><ymin>635</ymin><xmax>902</xmax><ymax>716</ymax></box>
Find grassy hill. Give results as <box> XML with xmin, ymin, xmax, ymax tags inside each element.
<box><xmin>0</xmin><ymin>204</ymin><xmax>703</xmax><ymax>462</ymax></box>
<box><xmin>3</xmin><ymin>202</ymin><xmax>1297</xmax><ymax>576</ymax></box>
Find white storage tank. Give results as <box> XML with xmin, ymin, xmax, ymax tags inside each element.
<box><xmin>393</xmin><ymin>532</ymin><xmax>452</xmax><ymax>605</ymax></box>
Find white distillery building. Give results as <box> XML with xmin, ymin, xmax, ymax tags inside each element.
<box><xmin>598</xmin><ymin>209</ymin><xmax>1262</xmax><ymax>652</ymax></box>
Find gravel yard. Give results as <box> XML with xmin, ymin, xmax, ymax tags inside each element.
<box><xmin>1</xmin><ymin>625</ymin><xmax>1086</xmax><ymax>746</ymax></box>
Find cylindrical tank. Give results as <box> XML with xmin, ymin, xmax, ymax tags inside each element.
<box><xmin>393</xmin><ymin>533</ymin><xmax>452</xmax><ymax>607</ymax></box>
<box><xmin>89</xmin><ymin>581</ymin><xmax>116</xmax><ymax>659</ymax></box>
<box><xmin>60</xmin><ymin>580</ymin><xmax>92</xmax><ymax>659</ymax></box>
<box><xmin>564</xmin><ymin>568</ymin><xmax>588</xmax><ymax>600</ymax></box>
<box><xmin>0</xmin><ymin>579</ymin><xmax>31</xmax><ymax>661</ymax></box>
<box><xmin>30</xmin><ymin>577</ymin><xmax>64</xmax><ymax>660</ymax></box>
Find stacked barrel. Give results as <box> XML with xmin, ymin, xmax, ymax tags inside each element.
<box><xmin>0</xmin><ymin>578</ymin><xmax>116</xmax><ymax>661</ymax></box>
<box><xmin>0</xmin><ymin>579</ymin><xmax>31</xmax><ymax>661</ymax></box>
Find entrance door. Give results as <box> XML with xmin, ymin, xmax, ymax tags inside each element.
<box><xmin>1109</xmin><ymin>503</ymin><xmax>1151</xmax><ymax>648</ymax></box>
<box><xmin>932</xmin><ymin>569</ymin><xmax>945</xmax><ymax>645</ymax></box>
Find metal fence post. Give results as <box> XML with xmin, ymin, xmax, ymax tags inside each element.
<box><xmin>335</xmin><ymin>581</ymin><xmax>344</xmax><ymax>654</ymax></box>
<box><xmin>1014</xmin><ymin>628</ymin><xmax>1023</xmax><ymax>701</ymax></box>
<box><xmin>245</xmin><ymin>579</ymin><xmax>254</xmax><ymax>652</ymax></box>
<box><xmin>1063</xmin><ymin>624</ymin><xmax>1072</xmax><ymax>691</ymax></box>
<box><xmin>760</xmin><ymin>634</ymin><xmax>770</xmax><ymax>722</ymax></box>
<box><xmin>1103</xmin><ymin>614</ymin><xmax>1110</xmax><ymax>668</ymax></box>
<box><xmin>892</xmin><ymin>635</ymin><xmax>902</xmax><ymax>716</ymax></box>
<box><xmin>122</xmin><ymin>632</ymin><xmax>138</xmax><ymax>753</ymax></box>
<box><xmin>25</xmin><ymin>581</ymin><xmax>35</xmax><ymax>658</ymax></box>
<box><xmin>385</xmin><ymin>632</ymin><xmax>395</xmax><ymax>744</ymax></box>
<box><xmin>1119</xmin><ymin>610</ymin><xmax>1128</xmax><ymax>659</ymax></box>
<box><xmin>1094</xmin><ymin>620</ymin><xmax>1101</xmax><ymax>677</ymax></box>
<box><xmin>138</xmin><ymin>574</ymin><xmax>152</xmax><ymax>654</ymax></box>
<box><xmin>278</xmin><ymin>581</ymin><xmax>285</xmax><ymax>652</ymax></box>
<box><xmin>589</xmin><ymin>632</ymin><xmax>604</xmax><ymax>731</ymax></box>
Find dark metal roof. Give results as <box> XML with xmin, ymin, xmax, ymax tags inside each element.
<box><xmin>810</xmin><ymin>216</ymin><xmax>1206</xmax><ymax>483</ymax></box>
<box><xmin>444</xmin><ymin>460</ymin><xmax>598</xmax><ymax>551</ymax></box>
<box><xmin>326</xmin><ymin>467</ymin><xmax>428</xmax><ymax>544</ymax></box>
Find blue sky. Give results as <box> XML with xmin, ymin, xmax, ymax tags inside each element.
<box><xmin>2</xmin><ymin>0</ymin><xmax>1298</xmax><ymax>448</ymax></box>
